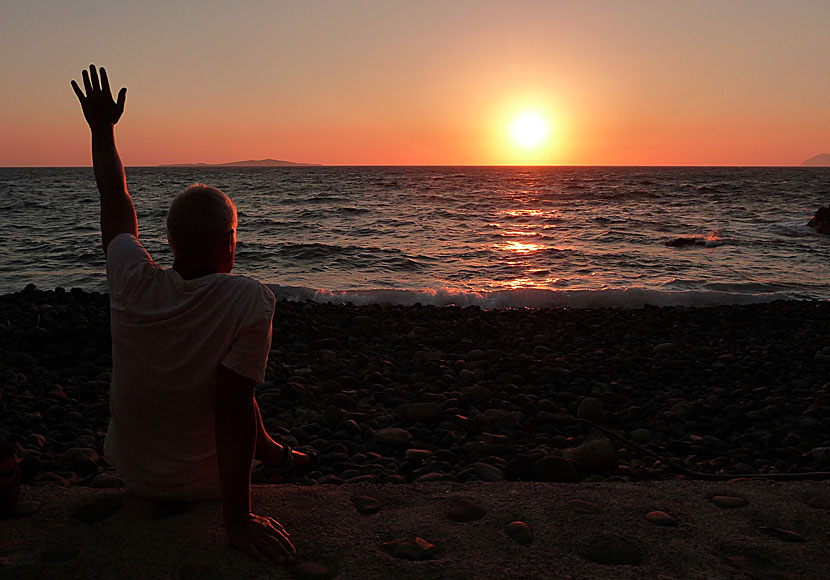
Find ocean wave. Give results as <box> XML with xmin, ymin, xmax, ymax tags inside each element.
<box><xmin>273</xmin><ymin>242</ymin><xmax>436</xmax><ymax>272</ymax></box>
<box><xmin>765</xmin><ymin>223</ymin><xmax>815</xmax><ymax>238</ymax></box>
<box><xmin>266</xmin><ymin>284</ymin><xmax>790</xmax><ymax>309</ymax></box>
<box><xmin>665</xmin><ymin>231</ymin><xmax>725</xmax><ymax>248</ymax></box>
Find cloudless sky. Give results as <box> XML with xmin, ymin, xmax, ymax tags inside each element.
<box><xmin>2</xmin><ymin>0</ymin><xmax>829</xmax><ymax>166</ymax></box>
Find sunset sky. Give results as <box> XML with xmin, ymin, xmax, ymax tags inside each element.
<box><xmin>2</xmin><ymin>1</ymin><xmax>829</xmax><ymax>166</ymax></box>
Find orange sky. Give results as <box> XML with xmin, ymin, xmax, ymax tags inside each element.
<box><xmin>2</xmin><ymin>1</ymin><xmax>829</xmax><ymax>166</ymax></box>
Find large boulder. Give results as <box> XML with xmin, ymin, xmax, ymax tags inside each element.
<box><xmin>808</xmin><ymin>207</ymin><xmax>830</xmax><ymax>234</ymax></box>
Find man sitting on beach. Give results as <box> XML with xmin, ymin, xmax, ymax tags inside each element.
<box><xmin>71</xmin><ymin>64</ymin><xmax>306</xmax><ymax>564</ymax></box>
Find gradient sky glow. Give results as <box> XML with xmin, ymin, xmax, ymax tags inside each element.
<box><xmin>2</xmin><ymin>0</ymin><xmax>829</xmax><ymax>166</ymax></box>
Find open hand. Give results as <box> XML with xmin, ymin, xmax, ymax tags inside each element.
<box><xmin>227</xmin><ymin>513</ymin><xmax>298</xmax><ymax>564</ymax></box>
<box><xmin>71</xmin><ymin>64</ymin><xmax>127</xmax><ymax>129</ymax></box>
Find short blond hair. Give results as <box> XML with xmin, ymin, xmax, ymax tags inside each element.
<box><xmin>166</xmin><ymin>184</ymin><xmax>237</xmax><ymax>256</ymax></box>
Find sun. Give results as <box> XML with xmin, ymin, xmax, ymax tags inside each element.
<box><xmin>510</xmin><ymin>112</ymin><xmax>548</xmax><ymax>148</ymax></box>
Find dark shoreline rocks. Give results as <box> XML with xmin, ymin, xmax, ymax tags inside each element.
<box><xmin>2</xmin><ymin>286</ymin><xmax>830</xmax><ymax>490</ymax></box>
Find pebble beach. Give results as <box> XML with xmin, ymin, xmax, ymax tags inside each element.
<box><xmin>2</xmin><ymin>286</ymin><xmax>830</xmax><ymax>578</ymax></box>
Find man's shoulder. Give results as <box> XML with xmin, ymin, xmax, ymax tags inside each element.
<box><xmin>106</xmin><ymin>234</ymin><xmax>159</xmax><ymax>305</ymax></box>
<box><xmin>213</xmin><ymin>274</ymin><xmax>275</xmax><ymax>309</ymax></box>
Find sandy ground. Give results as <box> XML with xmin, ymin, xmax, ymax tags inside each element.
<box><xmin>2</xmin><ymin>480</ymin><xmax>829</xmax><ymax>580</ymax></box>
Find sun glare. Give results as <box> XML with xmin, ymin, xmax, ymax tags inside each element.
<box><xmin>510</xmin><ymin>113</ymin><xmax>548</xmax><ymax>148</ymax></box>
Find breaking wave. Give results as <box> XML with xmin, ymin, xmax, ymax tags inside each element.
<box><xmin>267</xmin><ymin>284</ymin><xmax>790</xmax><ymax>310</ymax></box>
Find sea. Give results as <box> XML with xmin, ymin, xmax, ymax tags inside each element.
<box><xmin>1</xmin><ymin>166</ymin><xmax>828</xmax><ymax>308</ymax></box>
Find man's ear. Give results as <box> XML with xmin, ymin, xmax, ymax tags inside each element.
<box><xmin>225</xmin><ymin>229</ymin><xmax>236</xmax><ymax>251</ymax></box>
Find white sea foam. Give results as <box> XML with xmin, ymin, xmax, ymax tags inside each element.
<box><xmin>267</xmin><ymin>284</ymin><xmax>789</xmax><ymax>310</ymax></box>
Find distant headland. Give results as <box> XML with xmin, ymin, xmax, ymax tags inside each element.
<box><xmin>801</xmin><ymin>153</ymin><xmax>830</xmax><ymax>167</ymax></box>
<box><xmin>159</xmin><ymin>158</ymin><xmax>322</xmax><ymax>167</ymax></box>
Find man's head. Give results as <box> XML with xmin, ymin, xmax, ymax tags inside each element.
<box><xmin>166</xmin><ymin>184</ymin><xmax>237</xmax><ymax>274</ymax></box>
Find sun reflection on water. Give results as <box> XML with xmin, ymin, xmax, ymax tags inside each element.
<box><xmin>499</xmin><ymin>208</ymin><xmax>547</xmax><ymax>218</ymax></box>
<box><xmin>487</xmin><ymin>201</ymin><xmax>574</xmax><ymax>290</ymax></box>
<box><xmin>495</xmin><ymin>275</ymin><xmax>563</xmax><ymax>290</ymax></box>
<box><xmin>495</xmin><ymin>240</ymin><xmax>545</xmax><ymax>254</ymax></box>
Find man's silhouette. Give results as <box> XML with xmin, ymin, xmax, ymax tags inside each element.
<box><xmin>72</xmin><ymin>64</ymin><xmax>305</xmax><ymax>564</ymax></box>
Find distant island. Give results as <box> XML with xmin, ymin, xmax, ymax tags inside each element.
<box><xmin>801</xmin><ymin>153</ymin><xmax>830</xmax><ymax>167</ymax></box>
<box><xmin>159</xmin><ymin>158</ymin><xmax>321</xmax><ymax>167</ymax></box>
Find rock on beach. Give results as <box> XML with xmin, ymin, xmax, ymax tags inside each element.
<box><xmin>3</xmin><ymin>287</ymin><xmax>830</xmax><ymax>491</ymax></box>
<box><xmin>504</xmin><ymin>521</ymin><xmax>533</xmax><ymax>545</ymax></box>
<box><xmin>381</xmin><ymin>537</ymin><xmax>443</xmax><ymax>561</ymax></box>
<box><xmin>447</xmin><ymin>497</ymin><xmax>487</xmax><ymax>522</ymax></box>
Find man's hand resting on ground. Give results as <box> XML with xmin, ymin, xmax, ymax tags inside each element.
<box><xmin>226</xmin><ymin>513</ymin><xmax>297</xmax><ymax>564</ymax></box>
<box><xmin>71</xmin><ymin>64</ymin><xmax>126</xmax><ymax>130</ymax></box>
<box><xmin>215</xmin><ymin>365</ymin><xmax>297</xmax><ymax>564</ymax></box>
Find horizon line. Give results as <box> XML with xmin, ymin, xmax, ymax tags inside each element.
<box><xmin>2</xmin><ymin>163</ymin><xmax>828</xmax><ymax>169</ymax></box>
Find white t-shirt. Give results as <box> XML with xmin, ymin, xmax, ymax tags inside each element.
<box><xmin>103</xmin><ymin>233</ymin><xmax>275</xmax><ymax>501</ymax></box>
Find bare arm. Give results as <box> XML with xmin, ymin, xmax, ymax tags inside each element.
<box><xmin>71</xmin><ymin>65</ymin><xmax>137</xmax><ymax>253</ymax></box>
<box><xmin>215</xmin><ymin>365</ymin><xmax>297</xmax><ymax>564</ymax></box>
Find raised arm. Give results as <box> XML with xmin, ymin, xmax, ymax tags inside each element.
<box><xmin>71</xmin><ymin>65</ymin><xmax>138</xmax><ymax>253</ymax></box>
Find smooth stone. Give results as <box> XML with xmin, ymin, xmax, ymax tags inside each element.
<box><xmin>645</xmin><ymin>510</ymin><xmax>678</xmax><ymax>526</ymax></box>
<box><xmin>807</xmin><ymin>495</ymin><xmax>830</xmax><ymax>510</ymax></box>
<box><xmin>670</xmin><ymin>401</ymin><xmax>692</xmax><ymax>417</ymax></box>
<box><xmin>374</xmin><ymin>427</ymin><xmax>412</xmax><ymax>447</ymax></box>
<box><xmin>567</xmin><ymin>499</ymin><xmax>602</xmax><ymax>514</ymax></box>
<box><xmin>759</xmin><ymin>526</ymin><xmax>807</xmax><ymax>543</ymax></box>
<box><xmin>291</xmin><ymin>561</ymin><xmax>335</xmax><ymax>579</ymax></box>
<box><xmin>345</xmin><ymin>474</ymin><xmax>378</xmax><ymax>484</ymax></box>
<box><xmin>472</xmin><ymin>462</ymin><xmax>505</xmax><ymax>482</ymax></box>
<box><xmin>73</xmin><ymin>495</ymin><xmax>124</xmax><ymax>524</ymax></box>
<box><xmin>57</xmin><ymin>447</ymin><xmax>98</xmax><ymax>467</ymax></box>
<box><xmin>90</xmin><ymin>474</ymin><xmax>125</xmax><ymax>489</ymax></box>
<box><xmin>447</xmin><ymin>497</ymin><xmax>486</xmax><ymax>522</ymax></box>
<box><xmin>531</xmin><ymin>456</ymin><xmax>579</xmax><ymax>483</ymax></box>
<box><xmin>414</xmin><ymin>473</ymin><xmax>449</xmax><ymax>482</ymax></box>
<box><xmin>710</xmin><ymin>495</ymin><xmax>748</xmax><ymax>509</ymax></box>
<box><xmin>7</xmin><ymin>352</ymin><xmax>37</xmax><ymax>370</ymax></box>
<box><xmin>12</xmin><ymin>500</ymin><xmax>42</xmax><ymax>518</ymax></box>
<box><xmin>504</xmin><ymin>521</ymin><xmax>533</xmax><ymax>546</ymax></box>
<box><xmin>57</xmin><ymin>447</ymin><xmax>99</xmax><ymax>477</ymax></box>
<box><xmin>404</xmin><ymin>449</ymin><xmax>433</xmax><ymax>461</ymax></box>
<box><xmin>37</xmin><ymin>472</ymin><xmax>72</xmax><ymax>487</ymax></box>
<box><xmin>653</xmin><ymin>342</ymin><xmax>678</xmax><ymax>354</ymax></box>
<box><xmin>399</xmin><ymin>402</ymin><xmax>442</xmax><ymax>424</ymax></box>
<box><xmin>40</xmin><ymin>546</ymin><xmax>81</xmax><ymax>563</ymax></box>
<box><xmin>28</xmin><ymin>434</ymin><xmax>46</xmax><ymax>447</ymax></box>
<box><xmin>802</xmin><ymin>447</ymin><xmax>830</xmax><ymax>464</ymax></box>
<box><xmin>630</xmin><ymin>429</ymin><xmax>652</xmax><ymax>443</ymax></box>
<box><xmin>381</xmin><ymin>537</ymin><xmax>442</xmax><ymax>561</ymax></box>
<box><xmin>351</xmin><ymin>495</ymin><xmax>381</xmax><ymax>515</ymax></box>
<box><xmin>568</xmin><ymin>439</ymin><xmax>618</xmax><ymax>473</ymax></box>
<box><xmin>504</xmin><ymin>455</ymin><xmax>534</xmax><ymax>481</ymax></box>
<box><xmin>576</xmin><ymin>398</ymin><xmax>605</xmax><ymax>422</ymax></box>
<box><xmin>580</xmin><ymin>534</ymin><xmax>644</xmax><ymax>566</ymax></box>
<box><xmin>482</xmin><ymin>432</ymin><xmax>511</xmax><ymax>445</ymax></box>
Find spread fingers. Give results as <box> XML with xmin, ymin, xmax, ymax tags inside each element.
<box><xmin>89</xmin><ymin>64</ymin><xmax>100</xmax><ymax>91</ymax></box>
<box><xmin>100</xmin><ymin>67</ymin><xmax>111</xmax><ymax>96</ymax></box>
<box><xmin>71</xmin><ymin>80</ymin><xmax>85</xmax><ymax>102</ymax></box>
